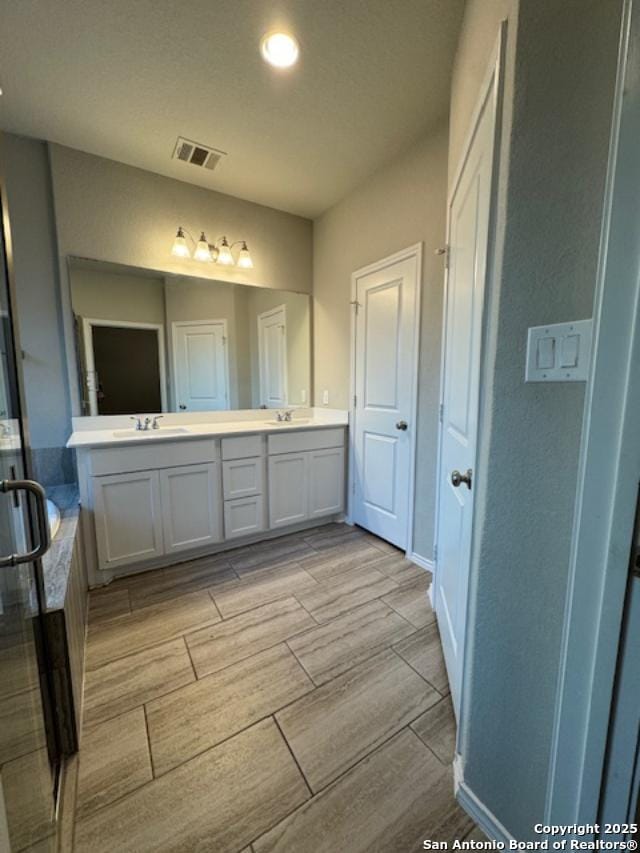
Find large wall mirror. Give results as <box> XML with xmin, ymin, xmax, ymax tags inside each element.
<box><xmin>68</xmin><ymin>258</ymin><xmax>311</xmax><ymax>415</ymax></box>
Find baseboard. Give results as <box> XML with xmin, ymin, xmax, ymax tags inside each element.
<box><xmin>408</xmin><ymin>551</ymin><xmax>435</xmax><ymax>573</ymax></box>
<box><xmin>457</xmin><ymin>781</ymin><xmax>514</xmax><ymax>845</ymax></box>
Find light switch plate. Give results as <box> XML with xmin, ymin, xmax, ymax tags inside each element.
<box><xmin>525</xmin><ymin>319</ymin><xmax>593</xmax><ymax>382</ymax></box>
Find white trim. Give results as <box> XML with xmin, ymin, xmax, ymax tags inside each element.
<box><xmin>545</xmin><ymin>0</ymin><xmax>640</xmax><ymax>825</ymax></box>
<box><xmin>257</xmin><ymin>304</ymin><xmax>289</xmax><ymax>408</ymax></box>
<box><xmin>457</xmin><ymin>782</ymin><xmax>515</xmax><ymax>845</ymax></box>
<box><xmin>347</xmin><ymin>243</ymin><xmax>423</xmax><ymax>554</ymax></box>
<box><xmin>432</xmin><ymin>23</ymin><xmax>507</xmax><ymax>714</ymax></box>
<box><xmin>407</xmin><ymin>551</ymin><xmax>435</xmax><ymax>573</ymax></box>
<box><xmin>82</xmin><ymin>317</ymin><xmax>167</xmax><ymax>416</ymax></box>
<box><xmin>171</xmin><ymin>318</ymin><xmax>231</xmax><ymax>412</ymax></box>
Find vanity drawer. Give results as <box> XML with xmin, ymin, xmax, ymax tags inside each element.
<box><xmin>268</xmin><ymin>428</ymin><xmax>345</xmax><ymax>456</ymax></box>
<box><xmin>221</xmin><ymin>434</ymin><xmax>264</xmax><ymax>461</ymax></box>
<box><xmin>222</xmin><ymin>457</ymin><xmax>264</xmax><ymax>500</ymax></box>
<box><xmin>91</xmin><ymin>438</ymin><xmax>219</xmax><ymax>476</ymax></box>
<box><xmin>224</xmin><ymin>495</ymin><xmax>265</xmax><ymax>539</ymax></box>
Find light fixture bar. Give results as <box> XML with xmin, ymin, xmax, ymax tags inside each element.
<box><xmin>170</xmin><ymin>229</ymin><xmax>253</xmax><ymax>268</ymax></box>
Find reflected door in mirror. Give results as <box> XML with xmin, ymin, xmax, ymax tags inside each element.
<box><xmin>173</xmin><ymin>320</ymin><xmax>230</xmax><ymax>411</ymax></box>
<box><xmin>258</xmin><ymin>305</ymin><xmax>288</xmax><ymax>408</ymax></box>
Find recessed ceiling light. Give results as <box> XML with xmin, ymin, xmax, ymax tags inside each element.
<box><xmin>260</xmin><ymin>32</ymin><xmax>299</xmax><ymax>69</ymax></box>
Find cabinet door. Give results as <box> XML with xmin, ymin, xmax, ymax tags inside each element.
<box><xmin>160</xmin><ymin>463</ymin><xmax>222</xmax><ymax>555</ymax></box>
<box><xmin>222</xmin><ymin>457</ymin><xmax>264</xmax><ymax>500</ymax></box>
<box><xmin>93</xmin><ymin>471</ymin><xmax>163</xmax><ymax>570</ymax></box>
<box><xmin>224</xmin><ymin>495</ymin><xmax>265</xmax><ymax>539</ymax></box>
<box><xmin>309</xmin><ymin>447</ymin><xmax>345</xmax><ymax>518</ymax></box>
<box><xmin>268</xmin><ymin>453</ymin><xmax>309</xmax><ymax>528</ymax></box>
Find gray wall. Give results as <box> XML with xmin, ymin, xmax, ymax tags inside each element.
<box><xmin>313</xmin><ymin>125</ymin><xmax>448</xmax><ymax>560</ymax></box>
<box><xmin>455</xmin><ymin>0</ymin><xmax>623</xmax><ymax>837</ymax></box>
<box><xmin>2</xmin><ymin>134</ymin><xmax>74</xmax><ymax>484</ymax></box>
<box><xmin>48</xmin><ymin>144</ymin><xmax>313</xmax><ymax>416</ymax></box>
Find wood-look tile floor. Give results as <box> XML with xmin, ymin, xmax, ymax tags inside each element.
<box><xmin>74</xmin><ymin>523</ymin><xmax>478</xmax><ymax>853</ymax></box>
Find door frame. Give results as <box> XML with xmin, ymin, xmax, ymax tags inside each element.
<box><xmin>171</xmin><ymin>318</ymin><xmax>230</xmax><ymax>412</ymax></box>
<box><xmin>257</xmin><ymin>304</ymin><xmax>288</xmax><ymax>408</ymax></box>
<box><xmin>82</xmin><ymin>317</ymin><xmax>167</xmax><ymax>415</ymax></box>
<box><xmin>545</xmin><ymin>0</ymin><xmax>640</xmax><ymax>826</ymax></box>
<box><xmin>347</xmin><ymin>243</ymin><xmax>423</xmax><ymax>556</ymax></box>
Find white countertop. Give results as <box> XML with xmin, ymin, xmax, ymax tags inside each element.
<box><xmin>67</xmin><ymin>414</ymin><xmax>348</xmax><ymax>449</ymax></box>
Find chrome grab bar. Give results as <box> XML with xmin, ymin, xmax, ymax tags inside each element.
<box><xmin>0</xmin><ymin>479</ymin><xmax>51</xmax><ymax>567</ymax></box>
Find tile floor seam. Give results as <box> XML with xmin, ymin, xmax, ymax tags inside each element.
<box><xmin>147</xmin><ymin>699</ymin><xmax>318</xmax><ymax>783</ymax></box>
<box><xmin>388</xmin><ymin>645</ymin><xmax>447</xmax><ymax>697</ymax></box>
<box><xmin>84</xmin><ymin>613</ymin><xmax>224</xmax><ymax>673</ymax></box>
<box><xmin>409</xmin><ymin>725</ymin><xmax>453</xmax><ymax>768</ymax></box>
<box><xmin>271</xmin><ymin>722</ymin><xmax>424</xmax><ymax>805</ymax></box>
<box><xmin>182</xmin><ymin>634</ymin><xmax>199</xmax><ymax>681</ymax></box>
<box><xmin>142</xmin><ymin>703</ymin><xmax>157</xmax><ymax>780</ymax></box>
<box><xmin>272</xmin><ymin>715</ymin><xmax>314</xmax><ymax>799</ymax></box>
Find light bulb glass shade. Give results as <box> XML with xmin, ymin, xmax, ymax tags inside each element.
<box><xmin>260</xmin><ymin>32</ymin><xmax>299</xmax><ymax>68</ymax></box>
<box><xmin>216</xmin><ymin>237</ymin><xmax>234</xmax><ymax>266</ymax></box>
<box><xmin>193</xmin><ymin>232</ymin><xmax>213</xmax><ymax>262</ymax></box>
<box><xmin>237</xmin><ymin>242</ymin><xmax>254</xmax><ymax>269</ymax></box>
<box><xmin>171</xmin><ymin>227</ymin><xmax>191</xmax><ymax>258</ymax></box>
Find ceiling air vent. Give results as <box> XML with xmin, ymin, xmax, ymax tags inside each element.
<box><xmin>172</xmin><ymin>137</ymin><xmax>226</xmax><ymax>171</ymax></box>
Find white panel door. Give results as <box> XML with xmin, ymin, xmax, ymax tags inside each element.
<box><xmin>93</xmin><ymin>471</ymin><xmax>163</xmax><ymax>569</ymax></box>
<box><xmin>434</xmin><ymin>56</ymin><xmax>500</xmax><ymax>716</ymax></box>
<box><xmin>174</xmin><ymin>321</ymin><xmax>229</xmax><ymax>411</ymax></box>
<box><xmin>160</xmin><ymin>463</ymin><xmax>222</xmax><ymax>554</ymax></box>
<box><xmin>309</xmin><ymin>447</ymin><xmax>345</xmax><ymax>518</ymax></box>
<box><xmin>352</xmin><ymin>252</ymin><xmax>419</xmax><ymax>548</ymax></box>
<box><xmin>268</xmin><ymin>453</ymin><xmax>308</xmax><ymax>528</ymax></box>
<box><xmin>258</xmin><ymin>306</ymin><xmax>288</xmax><ymax>408</ymax></box>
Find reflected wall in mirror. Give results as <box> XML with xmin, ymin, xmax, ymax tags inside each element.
<box><xmin>68</xmin><ymin>258</ymin><xmax>311</xmax><ymax>415</ymax></box>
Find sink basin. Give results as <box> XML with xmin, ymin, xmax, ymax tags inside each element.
<box><xmin>266</xmin><ymin>419</ymin><xmax>312</xmax><ymax>426</ymax></box>
<box><xmin>112</xmin><ymin>427</ymin><xmax>190</xmax><ymax>438</ymax></box>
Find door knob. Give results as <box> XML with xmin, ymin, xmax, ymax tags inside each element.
<box><xmin>396</xmin><ymin>421</ymin><xmax>408</xmax><ymax>431</ymax></box>
<box><xmin>451</xmin><ymin>469</ymin><xmax>472</xmax><ymax>490</ymax></box>
<box><xmin>179</xmin><ymin>404</ymin><xmax>187</xmax><ymax>410</ymax></box>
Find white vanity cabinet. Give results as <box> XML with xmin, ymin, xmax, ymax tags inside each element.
<box><xmin>160</xmin><ymin>463</ymin><xmax>222</xmax><ymax>554</ymax></box>
<box><xmin>86</xmin><ymin>438</ymin><xmax>222</xmax><ymax>572</ymax></box>
<box><xmin>76</xmin><ymin>424</ymin><xmax>346</xmax><ymax>584</ymax></box>
<box><xmin>268</xmin><ymin>452</ymin><xmax>309</xmax><ymax>528</ymax></box>
<box><xmin>93</xmin><ymin>470</ymin><xmax>164</xmax><ymax>569</ymax></box>
<box><xmin>221</xmin><ymin>435</ymin><xmax>266</xmax><ymax>539</ymax></box>
<box><xmin>267</xmin><ymin>429</ymin><xmax>345</xmax><ymax>529</ymax></box>
<box><xmin>309</xmin><ymin>447</ymin><xmax>346</xmax><ymax>518</ymax></box>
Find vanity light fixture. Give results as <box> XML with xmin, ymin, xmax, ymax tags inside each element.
<box><xmin>170</xmin><ymin>227</ymin><xmax>253</xmax><ymax>268</ymax></box>
<box><xmin>260</xmin><ymin>32</ymin><xmax>299</xmax><ymax>69</ymax></box>
<box><xmin>216</xmin><ymin>236</ymin><xmax>234</xmax><ymax>266</ymax></box>
<box><xmin>193</xmin><ymin>232</ymin><xmax>213</xmax><ymax>262</ymax></box>
<box><xmin>171</xmin><ymin>226</ymin><xmax>191</xmax><ymax>258</ymax></box>
<box><xmin>237</xmin><ymin>241</ymin><xmax>254</xmax><ymax>269</ymax></box>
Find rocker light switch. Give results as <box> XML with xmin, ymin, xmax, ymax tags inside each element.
<box><xmin>525</xmin><ymin>319</ymin><xmax>592</xmax><ymax>382</ymax></box>
<box><xmin>536</xmin><ymin>337</ymin><xmax>555</xmax><ymax>370</ymax></box>
<box><xmin>561</xmin><ymin>334</ymin><xmax>580</xmax><ymax>368</ymax></box>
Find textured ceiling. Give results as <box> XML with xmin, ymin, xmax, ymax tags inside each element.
<box><xmin>0</xmin><ymin>0</ymin><xmax>463</xmax><ymax>217</ymax></box>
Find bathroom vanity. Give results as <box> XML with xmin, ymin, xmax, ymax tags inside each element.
<box><xmin>68</xmin><ymin>412</ymin><xmax>348</xmax><ymax>586</ymax></box>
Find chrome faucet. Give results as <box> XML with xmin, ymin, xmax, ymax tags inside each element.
<box><xmin>130</xmin><ymin>416</ymin><xmax>152</xmax><ymax>431</ymax></box>
<box><xmin>151</xmin><ymin>415</ymin><xmax>164</xmax><ymax>430</ymax></box>
<box><xmin>276</xmin><ymin>410</ymin><xmax>293</xmax><ymax>422</ymax></box>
